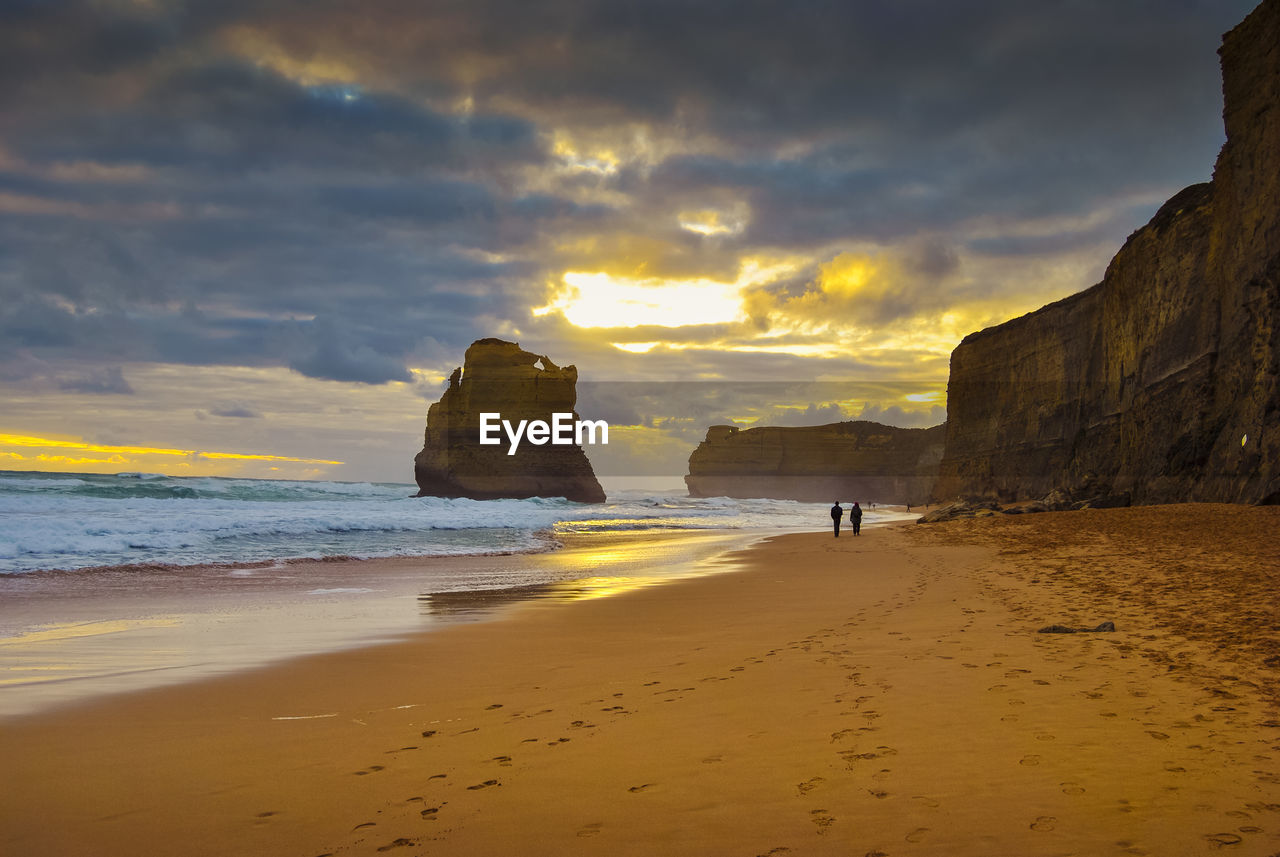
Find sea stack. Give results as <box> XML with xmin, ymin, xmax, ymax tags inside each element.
<box><xmin>413</xmin><ymin>339</ymin><xmax>606</xmax><ymax>503</ymax></box>
<box><xmin>934</xmin><ymin>0</ymin><xmax>1280</xmax><ymax>506</ymax></box>
<box><xmin>685</xmin><ymin>421</ymin><xmax>946</xmax><ymax>505</ymax></box>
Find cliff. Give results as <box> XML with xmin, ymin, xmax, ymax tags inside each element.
<box><xmin>686</xmin><ymin>421</ymin><xmax>946</xmax><ymax>504</ymax></box>
<box><xmin>413</xmin><ymin>339</ymin><xmax>606</xmax><ymax>503</ymax></box>
<box><xmin>934</xmin><ymin>0</ymin><xmax>1280</xmax><ymax>506</ymax></box>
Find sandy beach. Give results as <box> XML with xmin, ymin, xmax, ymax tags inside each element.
<box><xmin>2</xmin><ymin>504</ymin><xmax>1278</xmax><ymax>856</ymax></box>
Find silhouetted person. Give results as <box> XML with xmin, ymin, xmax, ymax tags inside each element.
<box><xmin>830</xmin><ymin>501</ymin><xmax>843</xmax><ymax>537</ymax></box>
<box><xmin>851</xmin><ymin>502</ymin><xmax>863</xmax><ymax>535</ymax></box>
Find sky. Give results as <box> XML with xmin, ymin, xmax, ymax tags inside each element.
<box><xmin>0</xmin><ymin>0</ymin><xmax>1260</xmax><ymax>483</ymax></box>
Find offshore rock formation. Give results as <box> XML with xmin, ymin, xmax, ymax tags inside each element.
<box><xmin>686</xmin><ymin>421</ymin><xmax>945</xmax><ymax>504</ymax></box>
<box><xmin>413</xmin><ymin>339</ymin><xmax>606</xmax><ymax>503</ymax></box>
<box><xmin>935</xmin><ymin>0</ymin><xmax>1280</xmax><ymax>506</ymax></box>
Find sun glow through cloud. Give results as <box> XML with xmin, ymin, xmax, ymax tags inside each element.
<box><xmin>536</xmin><ymin>272</ymin><xmax>745</xmax><ymax>328</ymax></box>
<box><xmin>536</xmin><ymin>257</ymin><xmax>804</xmax><ymax>330</ymax></box>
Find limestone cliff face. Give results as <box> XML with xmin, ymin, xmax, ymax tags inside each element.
<box><xmin>414</xmin><ymin>339</ymin><xmax>606</xmax><ymax>503</ymax></box>
<box><xmin>935</xmin><ymin>0</ymin><xmax>1280</xmax><ymax>506</ymax></box>
<box><xmin>686</xmin><ymin>421</ymin><xmax>945</xmax><ymax>504</ymax></box>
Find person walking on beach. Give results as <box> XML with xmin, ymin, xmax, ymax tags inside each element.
<box><xmin>830</xmin><ymin>501</ymin><xmax>843</xmax><ymax>538</ymax></box>
<box><xmin>851</xmin><ymin>501</ymin><xmax>863</xmax><ymax>536</ymax></box>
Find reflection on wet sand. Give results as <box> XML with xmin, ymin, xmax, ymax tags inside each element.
<box><xmin>420</xmin><ymin>530</ymin><xmax>761</xmax><ymax>620</ymax></box>
<box><xmin>419</xmin><ymin>574</ymin><xmax>674</xmax><ymax>619</ymax></box>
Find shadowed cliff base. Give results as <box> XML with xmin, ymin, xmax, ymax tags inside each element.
<box><xmin>935</xmin><ymin>0</ymin><xmax>1280</xmax><ymax>507</ymax></box>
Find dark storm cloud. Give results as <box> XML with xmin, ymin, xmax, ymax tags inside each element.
<box><xmin>0</xmin><ymin>0</ymin><xmax>1261</xmax><ymax>390</ymax></box>
<box><xmin>13</xmin><ymin>59</ymin><xmax>541</xmax><ymax>174</ymax></box>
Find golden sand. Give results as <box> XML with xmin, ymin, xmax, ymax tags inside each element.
<box><xmin>2</xmin><ymin>504</ymin><xmax>1277</xmax><ymax>856</ymax></box>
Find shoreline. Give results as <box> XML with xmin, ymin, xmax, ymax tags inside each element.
<box><xmin>2</xmin><ymin>505</ymin><xmax>1277</xmax><ymax>856</ymax></box>
<box><xmin>0</xmin><ymin>528</ymin><xmax>772</xmax><ymax>719</ymax></box>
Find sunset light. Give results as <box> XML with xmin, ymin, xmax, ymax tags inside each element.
<box><xmin>536</xmin><ymin>271</ymin><xmax>745</xmax><ymax>328</ymax></box>
<box><xmin>4</xmin><ymin>2</ymin><xmax>1274</xmax><ymax>852</ymax></box>
<box><xmin>0</xmin><ymin>433</ymin><xmax>342</xmax><ymax>476</ymax></box>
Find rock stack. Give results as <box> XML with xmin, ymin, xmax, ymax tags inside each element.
<box><xmin>413</xmin><ymin>339</ymin><xmax>606</xmax><ymax>503</ymax></box>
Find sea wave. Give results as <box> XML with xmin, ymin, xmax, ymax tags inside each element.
<box><xmin>0</xmin><ymin>471</ymin><xmax>910</xmax><ymax>573</ymax></box>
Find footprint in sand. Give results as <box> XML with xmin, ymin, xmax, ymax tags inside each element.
<box><xmin>1061</xmin><ymin>782</ymin><xmax>1086</xmax><ymax>795</ymax></box>
<box><xmin>810</xmin><ymin>809</ymin><xmax>835</xmax><ymax>833</ymax></box>
<box><xmin>797</xmin><ymin>777</ymin><xmax>824</xmax><ymax>795</ymax></box>
<box><xmin>354</xmin><ymin>765</ymin><xmax>385</xmax><ymax>776</ymax></box>
<box><xmin>376</xmin><ymin>838</ymin><xmax>417</xmax><ymax>852</ymax></box>
<box><xmin>1031</xmin><ymin>816</ymin><xmax>1056</xmax><ymax>831</ymax></box>
<box><xmin>628</xmin><ymin>783</ymin><xmax>657</xmax><ymax>793</ymax></box>
<box><xmin>1019</xmin><ymin>755</ymin><xmax>1041</xmax><ymax>767</ymax></box>
<box><xmin>466</xmin><ymin>780</ymin><xmax>500</xmax><ymax>790</ymax></box>
<box><xmin>485</xmin><ymin>703</ymin><xmax>504</xmax><ymax>710</ymax></box>
<box><xmin>577</xmin><ymin>823</ymin><xmax>604</xmax><ymax>838</ymax></box>
<box><xmin>420</xmin><ymin>806</ymin><xmax>442</xmax><ymax>819</ymax></box>
<box><xmin>421</xmin><ymin>730</ymin><xmax>437</xmax><ymax>738</ymax></box>
<box><xmin>702</xmin><ymin>754</ymin><xmax>724</xmax><ymax>764</ymax></box>
<box><xmin>491</xmin><ymin>755</ymin><xmax>512</xmax><ymax>766</ymax></box>
<box><xmin>353</xmin><ymin>822</ymin><xmax>377</xmax><ymax>830</ymax></box>
<box><xmin>1204</xmin><ymin>833</ymin><xmax>1243</xmax><ymax>848</ymax></box>
<box><xmin>912</xmin><ymin>795</ymin><xmax>940</xmax><ymax>807</ymax></box>
<box><xmin>1145</xmin><ymin>730</ymin><xmax>1171</xmax><ymax>740</ymax></box>
<box><xmin>904</xmin><ymin>827</ymin><xmax>930</xmax><ymax>843</ymax></box>
<box><xmin>1164</xmin><ymin>762</ymin><xmax>1188</xmax><ymax>773</ymax></box>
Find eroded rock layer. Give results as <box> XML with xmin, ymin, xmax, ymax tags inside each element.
<box><xmin>935</xmin><ymin>0</ymin><xmax>1280</xmax><ymax>505</ymax></box>
<box><xmin>686</xmin><ymin>421</ymin><xmax>945</xmax><ymax>504</ymax></box>
<box><xmin>413</xmin><ymin>339</ymin><xmax>606</xmax><ymax>503</ymax></box>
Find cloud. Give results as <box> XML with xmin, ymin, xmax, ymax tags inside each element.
<box><xmin>289</xmin><ymin>319</ymin><xmax>413</xmax><ymax>384</ymax></box>
<box><xmin>209</xmin><ymin>404</ymin><xmax>262</xmax><ymax>418</ymax></box>
<box><xmin>0</xmin><ymin>0</ymin><xmax>1262</xmax><ymax>485</ymax></box>
<box><xmin>56</xmin><ymin>365</ymin><xmax>134</xmax><ymax>394</ymax></box>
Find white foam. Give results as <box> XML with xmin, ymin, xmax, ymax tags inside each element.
<box><xmin>0</xmin><ymin>473</ymin><xmax>909</xmax><ymax>573</ymax></box>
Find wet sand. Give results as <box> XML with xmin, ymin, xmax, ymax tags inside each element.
<box><xmin>0</xmin><ymin>529</ymin><xmax>763</xmax><ymax>718</ymax></box>
<box><xmin>1</xmin><ymin>504</ymin><xmax>1278</xmax><ymax>856</ymax></box>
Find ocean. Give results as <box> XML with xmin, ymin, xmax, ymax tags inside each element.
<box><xmin>0</xmin><ymin>470</ymin><xmax>906</xmax><ymax>574</ymax></box>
